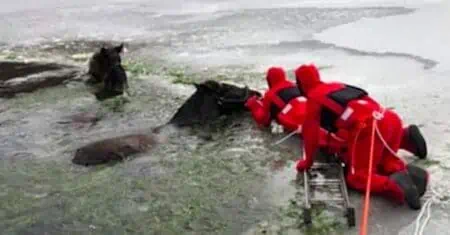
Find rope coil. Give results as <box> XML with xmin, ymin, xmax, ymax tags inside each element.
<box><xmin>412</xmin><ymin>185</ymin><xmax>449</xmax><ymax>235</ymax></box>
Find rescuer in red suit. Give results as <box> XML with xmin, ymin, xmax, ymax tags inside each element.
<box><xmin>245</xmin><ymin>66</ymin><xmax>346</xmax><ymax>153</ymax></box>
<box><xmin>294</xmin><ymin>64</ymin><xmax>429</xmax><ymax>210</ymax></box>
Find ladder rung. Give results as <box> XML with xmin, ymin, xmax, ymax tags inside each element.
<box><xmin>311</xmin><ymin>163</ymin><xmax>332</xmax><ymax>168</ymax></box>
<box><xmin>310</xmin><ymin>179</ymin><xmax>341</xmax><ymax>184</ymax></box>
<box><xmin>329</xmin><ymin>188</ymin><xmax>342</xmax><ymax>191</ymax></box>
<box><xmin>311</xmin><ymin>198</ymin><xmax>344</xmax><ymax>202</ymax></box>
<box><xmin>310</xmin><ymin>183</ymin><xmax>341</xmax><ymax>187</ymax></box>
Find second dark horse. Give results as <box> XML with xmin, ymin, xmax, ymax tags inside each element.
<box><xmin>86</xmin><ymin>43</ymin><xmax>128</xmax><ymax>101</ymax></box>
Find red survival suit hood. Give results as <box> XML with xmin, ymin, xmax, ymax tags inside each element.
<box><xmin>266</xmin><ymin>67</ymin><xmax>287</xmax><ymax>88</ymax></box>
<box><xmin>295</xmin><ymin>64</ymin><xmax>322</xmax><ymax>96</ymax></box>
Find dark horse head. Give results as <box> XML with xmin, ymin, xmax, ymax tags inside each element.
<box><xmin>86</xmin><ymin>43</ymin><xmax>128</xmax><ymax>101</ymax></box>
<box><xmin>153</xmin><ymin>80</ymin><xmax>261</xmax><ymax>133</ymax></box>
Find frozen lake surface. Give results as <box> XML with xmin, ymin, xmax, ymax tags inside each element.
<box><xmin>1</xmin><ymin>0</ymin><xmax>449</xmax><ymax>234</ymax></box>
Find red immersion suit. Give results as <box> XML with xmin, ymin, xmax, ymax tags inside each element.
<box><xmin>294</xmin><ymin>64</ymin><xmax>429</xmax><ymax>210</ymax></box>
<box><xmin>245</xmin><ymin>66</ymin><xmax>345</xmax><ymax>151</ymax></box>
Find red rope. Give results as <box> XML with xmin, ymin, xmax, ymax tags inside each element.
<box><xmin>359</xmin><ymin>118</ymin><xmax>377</xmax><ymax>235</ymax></box>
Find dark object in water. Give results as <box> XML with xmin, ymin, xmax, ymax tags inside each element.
<box><xmin>0</xmin><ymin>61</ymin><xmax>67</xmax><ymax>81</ymax></box>
<box><xmin>86</xmin><ymin>43</ymin><xmax>129</xmax><ymax>101</ymax></box>
<box><xmin>0</xmin><ymin>61</ymin><xmax>78</xmax><ymax>98</ymax></box>
<box><xmin>72</xmin><ymin>134</ymin><xmax>156</xmax><ymax>166</ymax></box>
<box><xmin>154</xmin><ymin>80</ymin><xmax>261</xmax><ymax>132</ymax></box>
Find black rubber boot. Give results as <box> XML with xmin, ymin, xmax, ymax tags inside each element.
<box><xmin>389</xmin><ymin>171</ymin><xmax>421</xmax><ymax>210</ymax></box>
<box><xmin>407</xmin><ymin>125</ymin><xmax>428</xmax><ymax>159</ymax></box>
<box><xmin>406</xmin><ymin>164</ymin><xmax>429</xmax><ymax>197</ymax></box>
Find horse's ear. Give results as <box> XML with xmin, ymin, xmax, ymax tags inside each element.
<box><xmin>115</xmin><ymin>43</ymin><xmax>124</xmax><ymax>53</ymax></box>
<box><xmin>100</xmin><ymin>47</ymin><xmax>107</xmax><ymax>55</ymax></box>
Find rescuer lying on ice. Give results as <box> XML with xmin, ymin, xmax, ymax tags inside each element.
<box><xmin>245</xmin><ymin>65</ymin><xmax>424</xmax><ymax>162</ymax></box>
<box><xmin>294</xmin><ymin>63</ymin><xmax>429</xmax><ymax>210</ymax></box>
<box><xmin>244</xmin><ymin>66</ymin><xmax>346</xmax><ymax>152</ymax></box>
<box><xmin>244</xmin><ymin>66</ymin><xmax>424</xmax><ymax>157</ymax></box>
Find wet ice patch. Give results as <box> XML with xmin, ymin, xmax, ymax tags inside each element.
<box><xmin>261</xmin><ymin>164</ymin><xmax>298</xmax><ymax>207</ymax></box>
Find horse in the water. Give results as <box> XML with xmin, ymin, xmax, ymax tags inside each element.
<box><xmin>86</xmin><ymin>43</ymin><xmax>128</xmax><ymax>101</ymax></box>
<box><xmin>155</xmin><ymin>80</ymin><xmax>262</xmax><ymax>131</ymax></box>
<box><xmin>72</xmin><ymin>80</ymin><xmax>261</xmax><ymax>166</ymax></box>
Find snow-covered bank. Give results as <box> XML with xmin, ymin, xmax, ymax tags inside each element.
<box><xmin>315</xmin><ymin>1</ymin><xmax>450</xmax><ymax>71</ymax></box>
